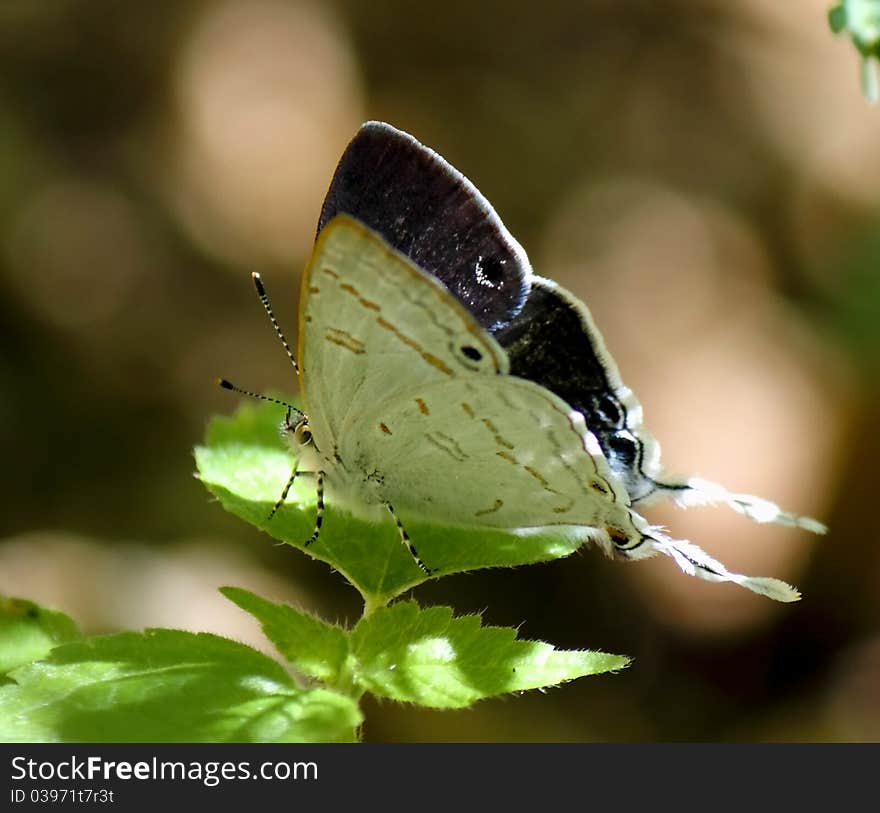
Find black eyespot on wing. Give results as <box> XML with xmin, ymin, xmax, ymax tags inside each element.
<box><xmin>476</xmin><ymin>255</ymin><xmax>506</xmax><ymax>287</ymax></box>
<box><xmin>595</xmin><ymin>394</ymin><xmax>622</xmax><ymax>427</ymax></box>
<box><xmin>606</xmin><ymin>433</ymin><xmax>639</xmax><ymax>468</ymax></box>
<box><xmin>461</xmin><ymin>345</ymin><xmax>483</xmax><ymax>362</ymax></box>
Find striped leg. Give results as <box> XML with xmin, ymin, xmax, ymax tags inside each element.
<box><xmin>384</xmin><ymin>501</ymin><xmax>432</xmax><ymax>575</ymax></box>
<box><xmin>303</xmin><ymin>471</ymin><xmax>325</xmax><ymax>547</ymax></box>
<box><xmin>268</xmin><ymin>469</ymin><xmax>325</xmax><ymax>548</ymax></box>
<box><xmin>268</xmin><ymin>462</ymin><xmax>301</xmax><ymax>520</ymax></box>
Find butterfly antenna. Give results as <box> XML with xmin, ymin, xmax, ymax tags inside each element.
<box><xmin>252</xmin><ymin>272</ymin><xmax>300</xmax><ymax>376</ymax></box>
<box><xmin>216</xmin><ymin>378</ymin><xmax>304</xmax><ymax>418</ymax></box>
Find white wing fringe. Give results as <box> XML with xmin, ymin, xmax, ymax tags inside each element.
<box><xmin>646</xmin><ymin>528</ymin><xmax>802</xmax><ymax>603</ymax></box>
<box><xmin>672</xmin><ymin>477</ymin><xmax>827</xmax><ymax>536</ymax></box>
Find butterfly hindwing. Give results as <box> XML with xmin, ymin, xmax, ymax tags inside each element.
<box><xmin>493</xmin><ymin>275</ymin><xmax>671</xmax><ymax>503</ymax></box>
<box><xmin>345</xmin><ymin>375</ymin><xmax>637</xmax><ymax>546</ymax></box>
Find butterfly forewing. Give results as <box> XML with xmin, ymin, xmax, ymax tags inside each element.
<box><xmin>298</xmin><ymin>215</ymin><xmax>509</xmax><ymax>456</ymax></box>
<box><xmin>317</xmin><ymin>121</ymin><xmax>532</xmax><ymax>332</ymax></box>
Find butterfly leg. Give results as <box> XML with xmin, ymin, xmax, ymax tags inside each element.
<box><xmin>303</xmin><ymin>471</ymin><xmax>326</xmax><ymax>547</ymax></box>
<box><xmin>268</xmin><ymin>461</ymin><xmax>302</xmax><ymax>520</ymax></box>
<box><xmin>383</xmin><ymin>502</ymin><xmax>432</xmax><ymax>575</ymax></box>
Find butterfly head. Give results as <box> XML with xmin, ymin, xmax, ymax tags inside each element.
<box><xmin>282</xmin><ymin>408</ymin><xmax>314</xmax><ymax>451</ymax></box>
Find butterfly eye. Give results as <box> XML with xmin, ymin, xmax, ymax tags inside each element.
<box><xmin>294</xmin><ymin>421</ymin><xmax>313</xmax><ymax>447</ymax></box>
<box><xmin>461</xmin><ymin>345</ymin><xmax>483</xmax><ymax>362</ymax></box>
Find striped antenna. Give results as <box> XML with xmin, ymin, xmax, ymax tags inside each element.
<box><xmin>216</xmin><ymin>378</ymin><xmax>304</xmax><ymax>420</ymax></box>
<box><xmin>252</xmin><ymin>272</ymin><xmax>299</xmax><ymax>375</ymax></box>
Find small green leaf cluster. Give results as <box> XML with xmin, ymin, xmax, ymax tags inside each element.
<box><xmin>830</xmin><ymin>1</ymin><xmax>880</xmax><ymax>101</ymax></box>
<box><xmin>0</xmin><ymin>403</ymin><xmax>628</xmax><ymax>742</ymax></box>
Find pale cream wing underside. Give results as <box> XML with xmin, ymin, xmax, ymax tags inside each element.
<box><xmin>294</xmin><ymin>215</ymin><xmax>799</xmax><ymax>600</ymax></box>
<box><xmin>298</xmin><ymin>215</ymin><xmax>509</xmax><ymax>455</ymax></box>
<box><xmin>347</xmin><ymin>376</ymin><xmax>638</xmax><ymax>537</ymax></box>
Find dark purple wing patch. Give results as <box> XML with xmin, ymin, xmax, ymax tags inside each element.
<box><xmin>493</xmin><ymin>280</ymin><xmax>659</xmax><ymax>502</ymax></box>
<box><xmin>317</xmin><ymin>121</ymin><xmax>530</xmax><ymax>331</ymax></box>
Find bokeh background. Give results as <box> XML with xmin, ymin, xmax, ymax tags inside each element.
<box><xmin>1</xmin><ymin>0</ymin><xmax>878</xmax><ymax>741</ymax></box>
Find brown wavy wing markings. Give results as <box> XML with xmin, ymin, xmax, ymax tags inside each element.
<box><xmin>299</xmin><ymin>216</ymin><xmax>508</xmax><ymax>457</ymax></box>
<box><xmin>423</xmin><ymin>431</ymin><xmax>469</xmax><ymax>463</ymax></box>
<box><xmin>531</xmin><ymin>407</ymin><xmax>621</xmax><ymax>509</ymax></box>
<box><xmin>352</xmin><ymin>375</ymin><xmax>633</xmax><ymax>531</ymax></box>
<box><xmin>324</xmin><ymin>327</ymin><xmax>366</xmax><ymax>355</ymax></box>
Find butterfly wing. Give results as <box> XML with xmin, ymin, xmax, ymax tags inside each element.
<box><xmin>317</xmin><ymin>121</ymin><xmax>532</xmax><ymax>332</ymax></box>
<box><xmin>316</xmin><ymin>123</ymin><xmax>823</xmax><ymax>537</ymax></box>
<box><xmin>348</xmin><ymin>375</ymin><xmax>803</xmax><ymax>601</ymax></box>
<box><xmin>299</xmin><ymin>215</ymin><xmax>509</xmax><ymax>457</ymax></box>
<box><xmin>495</xmin><ymin>276</ymin><xmax>826</xmax><ymax>533</ymax></box>
<box><xmin>346</xmin><ymin>374</ymin><xmax>639</xmax><ymax>551</ymax></box>
<box><xmin>493</xmin><ymin>275</ymin><xmax>660</xmax><ymax>501</ymax></box>
<box><xmin>298</xmin><ymin>214</ymin><xmax>802</xmax><ymax>601</ymax></box>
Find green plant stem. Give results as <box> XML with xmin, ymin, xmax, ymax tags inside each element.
<box><xmin>362</xmin><ymin>594</ymin><xmax>388</xmax><ymax>619</ymax></box>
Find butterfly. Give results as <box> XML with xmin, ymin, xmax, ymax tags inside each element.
<box><xmin>225</xmin><ymin>121</ymin><xmax>825</xmax><ymax>601</ymax></box>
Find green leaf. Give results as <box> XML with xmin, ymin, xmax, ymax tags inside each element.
<box><xmin>829</xmin><ymin>1</ymin><xmax>880</xmax><ymax>101</ymax></box>
<box><xmin>829</xmin><ymin>5</ymin><xmax>848</xmax><ymax>34</ymax></box>
<box><xmin>830</xmin><ymin>1</ymin><xmax>880</xmax><ymax>46</ymax></box>
<box><xmin>0</xmin><ymin>596</ymin><xmax>80</xmax><ymax>679</ymax></box>
<box><xmin>220</xmin><ymin>586</ymin><xmax>350</xmax><ymax>684</ymax></box>
<box><xmin>205</xmin><ymin>398</ymin><xmax>289</xmax><ymax>448</ymax></box>
<box><xmin>823</xmin><ymin>224</ymin><xmax>880</xmax><ymax>355</ymax></box>
<box><xmin>351</xmin><ymin>601</ymin><xmax>629</xmax><ymax>709</ymax></box>
<box><xmin>0</xmin><ymin>629</ymin><xmax>361</xmax><ymax>743</ymax></box>
<box><xmin>196</xmin><ymin>402</ymin><xmax>583</xmax><ymax>608</ymax></box>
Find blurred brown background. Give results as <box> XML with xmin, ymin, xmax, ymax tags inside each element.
<box><xmin>1</xmin><ymin>0</ymin><xmax>878</xmax><ymax>741</ymax></box>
